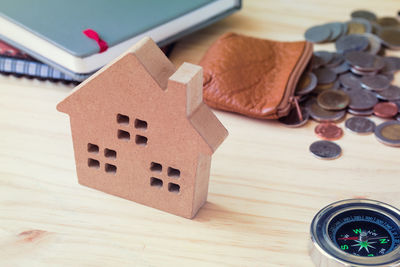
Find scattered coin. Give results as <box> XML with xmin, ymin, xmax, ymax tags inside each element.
<box><xmin>351</xmin><ymin>10</ymin><xmax>377</xmax><ymax>22</ymax></box>
<box><xmin>301</xmin><ymin>10</ymin><xmax>400</xmax><ymax>151</ymax></box>
<box><xmin>360</xmin><ymin>74</ymin><xmax>391</xmax><ymax>91</ymax></box>
<box><xmin>305</xmin><ymin>25</ymin><xmax>332</xmax><ymax>43</ymax></box>
<box><xmin>339</xmin><ymin>73</ymin><xmax>362</xmax><ymax>90</ymax></box>
<box><xmin>314</xmin><ymin>51</ymin><xmax>334</xmax><ymax>64</ymax></box>
<box><xmin>374</xmin><ymin>121</ymin><xmax>400</xmax><ymax>147</ymax></box>
<box><xmin>335</xmin><ymin>34</ymin><xmax>369</xmax><ymax>54</ymax></box>
<box><xmin>325</xmin><ymin>22</ymin><xmax>346</xmax><ymax>41</ymax></box>
<box><xmin>381</xmin><ymin>57</ymin><xmax>399</xmax><ymax>74</ymax></box>
<box><xmin>308</xmin><ymin>102</ymin><xmax>346</xmax><ymax>122</ymax></box>
<box><xmin>376</xmin><ymin>85</ymin><xmax>400</xmax><ymax>101</ymax></box>
<box><xmin>373</xmin><ymin>102</ymin><xmax>399</xmax><ymax>118</ymax></box>
<box><xmin>345</xmin><ymin>116</ymin><xmax>376</xmax><ymax>134</ymax></box>
<box><xmin>379</xmin><ymin>28</ymin><xmax>400</xmax><ymax>50</ymax></box>
<box><xmin>347</xmin><ymin>89</ymin><xmax>378</xmax><ymax>110</ymax></box>
<box><xmin>331</xmin><ymin>62</ymin><xmax>350</xmax><ymax>74</ymax></box>
<box><xmin>315</xmin><ymin>123</ymin><xmax>344</xmax><ymax>140</ymax></box>
<box><xmin>344</xmin><ymin>51</ymin><xmax>385</xmax><ymax>71</ymax></box>
<box><xmin>362</xmin><ymin>33</ymin><xmax>381</xmax><ymax>55</ymax></box>
<box><xmin>385</xmin><ymin>56</ymin><xmax>400</xmax><ymax>70</ymax></box>
<box><xmin>346</xmin><ymin>18</ymin><xmax>372</xmax><ymax>34</ymax></box>
<box><xmin>347</xmin><ymin>108</ymin><xmax>374</xmax><ymax>116</ymax></box>
<box><xmin>313</xmin><ymin>68</ymin><xmax>337</xmax><ymax>84</ymax></box>
<box><xmin>325</xmin><ymin>53</ymin><xmax>344</xmax><ymax>68</ymax></box>
<box><xmin>349</xmin><ymin>67</ymin><xmax>378</xmax><ymax>76</ymax></box>
<box><xmin>317</xmin><ymin>90</ymin><xmax>350</xmax><ymax>110</ymax></box>
<box><xmin>296</xmin><ymin>72</ymin><xmax>317</xmax><ymax>95</ymax></box>
<box><xmin>309</xmin><ymin>140</ymin><xmax>342</xmax><ymax>160</ymax></box>
<box><xmin>314</xmin><ymin>80</ymin><xmax>341</xmax><ymax>94</ymax></box>
<box><xmin>278</xmin><ymin>107</ymin><xmax>309</xmax><ymax>127</ymax></box>
<box><xmin>377</xmin><ymin>17</ymin><xmax>399</xmax><ymax>28</ymax></box>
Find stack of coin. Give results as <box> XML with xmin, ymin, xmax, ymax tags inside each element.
<box><xmin>283</xmin><ymin>10</ymin><xmax>400</xmax><ymax>158</ymax></box>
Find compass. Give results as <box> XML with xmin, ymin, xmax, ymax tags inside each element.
<box><xmin>310</xmin><ymin>199</ymin><xmax>400</xmax><ymax>266</ymax></box>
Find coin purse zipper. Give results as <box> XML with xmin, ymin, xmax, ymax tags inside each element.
<box><xmin>275</xmin><ymin>42</ymin><xmax>314</xmax><ymax>118</ymax></box>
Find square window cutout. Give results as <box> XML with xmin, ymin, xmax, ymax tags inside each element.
<box><xmin>167</xmin><ymin>167</ymin><xmax>180</xmax><ymax>178</ymax></box>
<box><xmin>150</xmin><ymin>162</ymin><xmax>162</xmax><ymax>172</ymax></box>
<box><xmin>168</xmin><ymin>183</ymin><xmax>180</xmax><ymax>194</ymax></box>
<box><xmin>105</xmin><ymin>163</ymin><xmax>117</xmax><ymax>174</ymax></box>
<box><xmin>150</xmin><ymin>177</ymin><xmax>163</xmax><ymax>188</ymax></box>
<box><xmin>135</xmin><ymin>118</ymin><xmax>147</xmax><ymax>130</ymax></box>
<box><xmin>135</xmin><ymin>135</ymin><xmax>148</xmax><ymax>146</ymax></box>
<box><xmin>118</xmin><ymin>129</ymin><xmax>130</xmax><ymax>141</ymax></box>
<box><xmin>104</xmin><ymin>148</ymin><xmax>117</xmax><ymax>159</ymax></box>
<box><xmin>117</xmin><ymin>114</ymin><xmax>129</xmax><ymax>125</ymax></box>
<box><xmin>88</xmin><ymin>158</ymin><xmax>100</xmax><ymax>169</ymax></box>
<box><xmin>87</xmin><ymin>143</ymin><xmax>99</xmax><ymax>153</ymax></box>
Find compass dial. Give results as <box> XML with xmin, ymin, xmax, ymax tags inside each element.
<box><xmin>310</xmin><ymin>199</ymin><xmax>400</xmax><ymax>266</ymax></box>
<box><xmin>328</xmin><ymin>209</ymin><xmax>400</xmax><ymax>257</ymax></box>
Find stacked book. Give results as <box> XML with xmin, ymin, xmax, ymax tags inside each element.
<box><xmin>0</xmin><ymin>0</ymin><xmax>241</xmax><ymax>84</ymax></box>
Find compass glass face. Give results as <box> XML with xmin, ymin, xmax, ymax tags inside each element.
<box><xmin>327</xmin><ymin>209</ymin><xmax>400</xmax><ymax>257</ymax></box>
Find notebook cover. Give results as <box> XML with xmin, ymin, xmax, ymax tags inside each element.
<box><xmin>0</xmin><ymin>0</ymin><xmax>215</xmax><ymax>58</ymax></box>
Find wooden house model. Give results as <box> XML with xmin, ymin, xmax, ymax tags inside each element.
<box><xmin>57</xmin><ymin>37</ymin><xmax>228</xmax><ymax>218</ymax></box>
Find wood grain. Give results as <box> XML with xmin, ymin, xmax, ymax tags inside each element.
<box><xmin>1</xmin><ymin>1</ymin><xmax>400</xmax><ymax>266</ymax></box>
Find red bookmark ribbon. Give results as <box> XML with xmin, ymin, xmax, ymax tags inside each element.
<box><xmin>83</xmin><ymin>29</ymin><xmax>108</xmax><ymax>53</ymax></box>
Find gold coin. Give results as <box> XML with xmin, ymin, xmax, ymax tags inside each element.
<box><xmin>377</xmin><ymin>17</ymin><xmax>399</xmax><ymax>27</ymax></box>
<box><xmin>297</xmin><ymin>74</ymin><xmax>311</xmax><ymax>89</ymax></box>
<box><xmin>347</xmin><ymin>21</ymin><xmax>366</xmax><ymax>34</ymax></box>
<box><xmin>381</xmin><ymin>124</ymin><xmax>400</xmax><ymax>140</ymax></box>
<box><xmin>379</xmin><ymin>28</ymin><xmax>400</xmax><ymax>48</ymax></box>
<box><xmin>317</xmin><ymin>90</ymin><xmax>350</xmax><ymax>111</ymax></box>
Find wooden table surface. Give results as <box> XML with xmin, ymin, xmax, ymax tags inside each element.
<box><xmin>1</xmin><ymin>1</ymin><xmax>400</xmax><ymax>266</ymax></box>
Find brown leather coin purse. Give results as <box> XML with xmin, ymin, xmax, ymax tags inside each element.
<box><xmin>199</xmin><ymin>33</ymin><xmax>313</xmax><ymax>119</ymax></box>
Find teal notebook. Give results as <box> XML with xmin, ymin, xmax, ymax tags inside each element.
<box><xmin>0</xmin><ymin>0</ymin><xmax>241</xmax><ymax>80</ymax></box>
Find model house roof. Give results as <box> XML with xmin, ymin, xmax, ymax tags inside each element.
<box><xmin>57</xmin><ymin>37</ymin><xmax>228</xmax><ymax>154</ymax></box>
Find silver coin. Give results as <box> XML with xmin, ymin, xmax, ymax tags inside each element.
<box><xmin>339</xmin><ymin>73</ymin><xmax>362</xmax><ymax>90</ymax></box>
<box><xmin>383</xmin><ymin>56</ymin><xmax>400</xmax><ymax>71</ymax></box>
<box><xmin>344</xmin><ymin>51</ymin><xmax>385</xmax><ymax>71</ymax></box>
<box><xmin>360</xmin><ymin>74</ymin><xmax>391</xmax><ymax>91</ymax></box>
<box><xmin>278</xmin><ymin>108</ymin><xmax>309</xmax><ymax>128</ymax></box>
<box><xmin>313</xmin><ymin>68</ymin><xmax>337</xmax><ymax>85</ymax></box>
<box><xmin>335</xmin><ymin>34</ymin><xmax>369</xmax><ymax>54</ymax></box>
<box><xmin>309</xmin><ymin>140</ymin><xmax>342</xmax><ymax>160</ymax></box>
<box><xmin>380</xmin><ymin>57</ymin><xmax>398</xmax><ymax>74</ymax></box>
<box><xmin>305</xmin><ymin>25</ymin><xmax>332</xmax><ymax>43</ymax></box>
<box><xmin>308</xmin><ymin>102</ymin><xmax>346</xmax><ymax>122</ymax></box>
<box><xmin>379</xmin><ymin>72</ymin><xmax>395</xmax><ymax>82</ymax></box>
<box><xmin>350</xmin><ymin>67</ymin><xmax>378</xmax><ymax>76</ymax></box>
<box><xmin>325</xmin><ymin>53</ymin><xmax>344</xmax><ymax>68</ymax></box>
<box><xmin>345</xmin><ymin>116</ymin><xmax>376</xmax><ymax>134</ymax></box>
<box><xmin>361</xmin><ymin>33</ymin><xmax>381</xmax><ymax>55</ymax></box>
<box><xmin>351</xmin><ymin>10</ymin><xmax>377</xmax><ymax>22</ymax></box>
<box><xmin>376</xmin><ymin>85</ymin><xmax>400</xmax><ymax>101</ymax></box>
<box><xmin>330</xmin><ymin>62</ymin><xmax>350</xmax><ymax>74</ymax></box>
<box><xmin>348</xmin><ymin>89</ymin><xmax>378</xmax><ymax>110</ymax></box>
<box><xmin>374</xmin><ymin>121</ymin><xmax>400</xmax><ymax>147</ymax></box>
<box><xmin>313</xmin><ymin>51</ymin><xmax>334</xmax><ymax>66</ymax></box>
<box><xmin>347</xmin><ymin>108</ymin><xmax>374</xmax><ymax>116</ymax></box>
<box><xmin>325</xmin><ymin>22</ymin><xmax>345</xmax><ymax>42</ymax></box>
